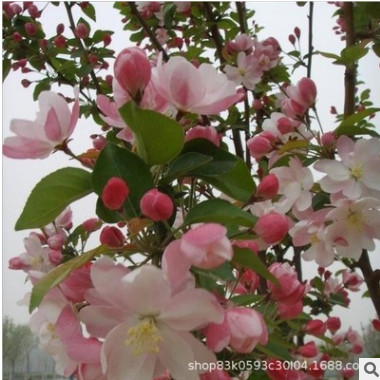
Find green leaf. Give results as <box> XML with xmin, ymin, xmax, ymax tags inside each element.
<box><xmin>230</xmin><ymin>293</ymin><xmax>264</xmax><ymax>306</ymax></box>
<box><xmin>3</xmin><ymin>59</ymin><xmax>11</xmax><ymax>82</ymax></box>
<box><xmin>335</xmin><ymin>107</ymin><xmax>380</xmax><ymax>135</ymax></box>
<box><xmin>338</xmin><ymin>45</ymin><xmax>369</xmax><ymax>64</ymax></box>
<box><xmin>185</xmin><ymin>199</ymin><xmax>256</xmax><ymax>227</ymax></box>
<box><xmin>119</xmin><ymin>102</ymin><xmax>185</xmax><ymax>165</ymax></box>
<box><xmin>373</xmin><ymin>43</ymin><xmax>380</xmax><ymax>58</ymax></box>
<box><xmin>256</xmin><ymin>340</ymin><xmax>293</xmax><ymax>361</ymax></box>
<box><xmin>193</xmin><ymin>262</ymin><xmax>235</xmax><ymax>282</ymax></box>
<box><xmin>181</xmin><ymin>139</ymin><xmax>256</xmax><ymax>202</ymax></box>
<box><xmin>233</xmin><ymin>247</ymin><xmax>278</xmax><ymax>285</ymax></box>
<box><xmin>15</xmin><ymin>168</ymin><xmax>93</xmax><ymax>230</ymax></box>
<box><xmin>92</xmin><ymin>143</ymin><xmax>154</xmax><ymax>221</ymax></box>
<box><xmin>81</xmin><ymin>3</ymin><xmax>96</xmax><ymax>21</ymax></box>
<box><xmin>33</xmin><ymin>79</ymin><xmax>51</xmax><ymax>101</ymax></box>
<box><xmin>278</xmin><ymin>140</ymin><xmax>309</xmax><ymax>154</ymax></box>
<box><xmin>29</xmin><ymin>245</ymin><xmax>106</xmax><ymax>312</ymax></box>
<box><xmin>162</xmin><ymin>152</ymin><xmax>213</xmax><ymax>184</ymax></box>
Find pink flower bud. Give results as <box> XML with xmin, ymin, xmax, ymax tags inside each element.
<box><xmin>342</xmin><ymin>270</ymin><xmax>363</xmax><ymax>292</ymax></box>
<box><xmin>185</xmin><ymin>125</ymin><xmax>220</xmax><ymax>146</ymax></box>
<box><xmin>140</xmin><ymin>189</ymin><xmax>174</xmax><ymax>221</ymax></box>
<box><xmin>47</xmin><ymin>233</ymin><xmax>65</xmax><ymax>250</ymax></box>
<box><xmin>256</xmin><ymin>174</ymin><xmax>279</xmax><ymax>200</ymax></box>
<box><xmin>54</xmin><ymin>35</ymin><xmax>66</xmax><ymax>48</ymax></box>
<box><xmin>288</xmin><ymin>34</ymin><xmax>296</xmax><ymax>45</ymax></box>
<box><xmin>12</xmin><ymin>32</ymin><xmax>22</xmax><ymax>42</ymax></box>
<box><xmin>100</xmin><ymin>226</ymin><xmax>125</xmax><ymax>248</ymax></box>
<box><xmin>305</xmin><ymin>319</ymin><xmax>326</xmax><ymax>336</ymax></box>
<box><xmin>326</xmin><ymin>316</ymin><xmax>341</xmax><ymax>333</ymax></box>
<box><xmin>298</xmin><ymin>77</ymin><xmax>317</xmax><ymax>107</ymax></box>
<box><xmin>103</xmin><ymin>34</ymin><xmax>111</xmax><ymax>46</ymax></box>
<box><xmin>25</xmin><ymin>22</ymin><xmax>37</xmax><ymax>36</ymax></box>
<box><xmin>299</xmin><ymin>342</ymin><xmax>318</xmax><ymax>358</ymax></box>
<box><xmin>49</xmin><ymin>249</ymin><xmax>63</xmax><ymax>265</ymax></box>
<box><xmin>247</xmin><ymin>131</ymin><xmax>276</xmax><ymax>160</ymax></box>
<box><xmin>372</xmin><ymin>319</ymin><xmax>380</xmax><ymax>332</ymax></box>
<box><xmin>252</xmin><ymin>99</ymin><xmax>262</xmax><ymax>110</ymax></box>
<box><xmin>21</xmin><ymin>79</ymin><xmax>31</xmax><ymax>88</ymax></box>
<box><xmin>9</xmin><ymin>257</ymin><xmax>25</xmax><ymax>270</ymax></box>
<box><xmin>101</xmin><ymin>177</ymin><xmax>130</xmax><ymax>210</ymax></box>
<box><xmin>92</xmin><ymin>135</ymin><xmax>107</xmax><ymax>150</ymax></box>
<box><xmin>254</xmin><ymin>212</ymin><xmax>289</xmax><ymax>245</ymax></box>
<box><xmin>114</xmin><ymin>47</ymin><xmax>151</xmax><ymax>99</ymax></box>
<box><xmin>277</xmin><ymin>301</ymin><xmax>303</xmax><ymax>320</ymax></box>
<box><xmin>294</xmin><ymin>27</ymin><xmax>301</xmax><ymax>39</ymax></box>
<box><xmin>321</xmin><ymin>131</ymin><xmax>337</xmax><ymax>146</ymax></box>
<box><xmin>27</xmin><ymin>4</ymin><xmax>39</xmax><ymax>18</ymax></box>
<box><xmin>56</xmin><ymin>23</ymin><xmax>65</xmax><ymax>35</ymax></box>
<box><xmin>10</xmin><ymin>3</ymin><xmax>22</xmax><ymax>15</ymax></box>
<box><xmin>341</xmin><ymin>367</ymin><xmax>355</xmax><ymax>379</ymax></box>
<box><xmin>75</xmin><ymin>23</ymin><xmax>89</xmax><ymax>39</ymax></box>
<box><xmin>82</xmin><ymin>218</ymin><xmax>102</xmax><ymax>232</ymax></box>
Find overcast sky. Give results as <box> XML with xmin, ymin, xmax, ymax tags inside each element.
<box><xmin>2</xmin><ymin>2</ymin><xmax>380</xmax><ymax>334</ymax></box>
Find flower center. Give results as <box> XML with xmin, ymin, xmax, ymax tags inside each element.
<box><xmin>350</xmin><ymin>164</ymin><xmax>363</xmax><ymax>180</ymax></box>
<box><xmin>125</xmin><ymin>316</ymin><xmax>162</xmax><ymax>355</ymax></box>
<box><xmin>310</xmin><ymin>233</ymin><xmax>320</xmax><ymax>245</ymax></box>
<box><xmin>346</xmin><ymin>211</ymin><xmax>363</xmax><ymax>229</ymax></box>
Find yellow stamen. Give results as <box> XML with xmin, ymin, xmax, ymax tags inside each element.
<box><xmin>125</xmin><ymin>317</ymin><xmax>163</xmax><ymax>355</ymax></box>
<box><xmin>350</xmin><ymin>164</ymin><xmax>363</xmax><ymax>180</ymax></box>
<box><xmin>346</xmin><ymin>211</ymin><xmax>363</xmax><ymax>229</ymax></box>
<box><xmin>310</xmin><ymin>233</ymin><xmax>320</xmax><ymax>245</ymax></box>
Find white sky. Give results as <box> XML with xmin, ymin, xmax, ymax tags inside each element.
<box><xmin>2</xmin><ymin>2</ymin><xmax>380</xmax><ymax>335</ymax></box>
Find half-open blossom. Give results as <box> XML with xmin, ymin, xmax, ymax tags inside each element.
<box><xmin>267</xmin><ymin>262</ymin><xmax>306</xmax><ymax>305</ymax></box>
<box><xmin>3</xmin><ymin>90</ymin><xmax>79</xmax><ymax>159</ymax></box>
<box><xmin>114</xmin><ymin>47</ymin><xmax>151</xmax><ymax>99</ymax></box>
<box><xmin>254</xmin><ymin>212</ymin><xmax>289</xmax><ymax>245</ymax></box>
<box><xmin>342</xmin><ymin>269</ymin><xmax>363</xmax><ymax>292</ymax></box>
<box><xmin>80</xmin><ymin>264</ymin><xmax>224</xmax><ymax>380</ymax></box>
<box><xmin>99</xmin><ymin>226</ymin><xmax>125</xmax><ymax>248</ymax></box>
<box><xmin>314</xmin><ymin>136</ymin><xmax>380</xmax><ymax>199</ymax></box>
<box><xmin>180</xmin><ymin>223</ymin><xmax>233</xmax><ymax>269</ymax></box>
<box><xmin>151</xmin><ymin>55</ymin><xmax>243</xmax><ymax>115</ymax></box>
<box><xmin>185</xmin><ymin>125</ymin><xmax>220</xmax><ymax>146</ymax></box>
<box><xmin>205</xmin><ymin>306</ymin><xmax>268</xmax><ymax>354</ymax></box>
<box><xmin>256</xmin><ymin>174</ymin><xmax>279</xmax><ymax>200</ymax></box>
<box><xmin>304</xmin><ymin>319</ymin><xmax>326</xmax><ymax>336</ymax></box>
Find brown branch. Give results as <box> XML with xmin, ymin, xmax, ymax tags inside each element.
<box><xmin>203</xmin><ymin>2</ymin><xmax>244</xmax><ymax>159</ymax></box>
<box><xmin>129</xmin><ymin>2</ymin><xmax>169</xmax><ymax>62</ymax></box>
<box><xmin>342</xmin><ymin>2</ymin><xmax>356</xmax><ymax>117</ymax></box>
<box><xmin>236</xmin><ymin>2</ymin><xmax>248</xmax><ymax>34</ymax></box>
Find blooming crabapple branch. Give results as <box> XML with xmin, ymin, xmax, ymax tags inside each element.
<box><xmin>203</xmin><ymin>2</ymin><xmax>245</xmax><ymax>159</ymax></box>
<box><xmin>63</xmin><ymin>2</ymin><xmax>103</xmax><ymax>95</ymax></box>
<box><xmin>128</xmin><ymin>2</ymin><xmax>170</xmax><ymax>62</ymax></box>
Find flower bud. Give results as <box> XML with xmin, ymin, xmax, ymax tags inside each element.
<box><xmin>25</xmin><ymin>22</ymin><xmax>37</xmax><ymax>36</ymax></box>
<box><xmin>103</xmin><ymin>34</ymin><xmax>111</xmax><ymax>46</ymax></box>
<box><xmin>100</xmin><ymin>226</ymin><xmax>125</xmax><ymax>248</ymax></box>
<box><xmin>372</xmin><ymin>319</ymin><xmax>380</xmax><ymax>332</ymax></box>
<box><xmin>305</xmin><ymin>319</ymin><xmax>326</xmax><ymax>336</ymax></box>
<box><xmin>247</xmin><ymin>131</ymin><xmax>276</xmax><ymax>160</ymax></box>
<box><xmin>12</xmin><ymin>32</ymin><xmax>22</xmax><ymax>42</ymax></box>
<box><xmin>56</xmin><ymin>23</ymin><xmax>65</xmax><ymax>35</ymax></box>
<box><xmin>254</xmin><ymin>212</ymin><xmax>289</xmax><ymax>245</ymax></box>
<box><xmin>21</xmin><ymin>79</ymin><xmax>31</xmax><ymax>88</ymax></box>
<box><xmin>288</xmin><ymin>34</ymin><xmax>296</xmax><ymax>45</ymax></box>
<box><xmin>299</xmin><ymin>342</ymin><xmax>318</xmax><ymax>358</ymax></box>
<box><xmin>49</xmin><ymin>249</ymin><xmax>63</xmax><ymax>265</ymax></box>
<box><xmin>185</xmin><ymin>125</ymin><xmax>220</xmax><ymax>146</ymax></box>
<box><xmin>294</xmin><ymin>27</ymin><xmax>301</xmax><ymax>39</ymax></box>
<box><xmin>9</xmin><ymin>257</ymin><xmax>24</xmax><ymax>270</ymax></box>
<box><xmin>140</xmin><ymin>189</ymin><xmax>174</xmax><ymax>221</ymax></box>
<box><xmin>114</xmin><ymin>47</ymin><xmax>151</xmax><ymax>99</ymax></box>
<box><xmin>54</xmin><ymin>35</ymin><xmax>66</xmax><ymax>48</ymax></box>
<box><xmin>298</xmin><ymin>77</ymin><xmax>317</xmax><ymax>107</ymax></box>
<box><xmin>27</xmin><ymin>4</ymin><xmax>39</xmax><ymax>18</ymax></box>
<box><xmin>321</xmin><ymin>131</ymin><xmax>338</xmax><ymax>147</ymax></box>
<box><xmin>326</xmin><ymin>316</ymin><xmax>341</xmax><ymax>334</ymax></box>
<box><xmin>256</xmin><ymin>174</ymin><xmax>279</xmax><ymax>200</ymax></box>
<box><xmin>75</xmin><ymin>23</ymin><xmax>89</xmax><ymax>39</ymax></box>
<box><xmin>82</xmin><ymin>218</ymin><xmax>102</xmax><ymax>233</ymax></box>
<box><xmin>101</xmin><ymin>177</ymin><xmax>130</xmax><ymax>210</ymax></box>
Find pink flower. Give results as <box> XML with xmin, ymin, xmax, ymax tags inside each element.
<box><xmin>114</xmin><ymin>47</ymin><xmax>151</xmax><ymax>99</ymax></box>
<box><xmin>151</xmin><ymin>55</ymin><xmax>243</xmax><ymax>115</ymax></box>
<box><xmin>180</xmin><ymin>223</ymin><xmax>233</xmax><ymax>269</ymax></box>
<box><xmin>226</xmin><ymin>33</ymin><xmax>254</xmax><ymax>53</ymax></box>
<box><xmin>268</xmin><ymin>263</ymin><xmax>306</xmax><ymax>305</ymax></box>
<box><xmin>205</xmin><ymin>306</ymin><xmax>268</xmax><ymax>353</ymax></box>
<box><xmin>80</xmin><ymin>264</ymin><xmax>224</xmax><ymax>380</ymax></box>
<box><xmin>3</xmin><ymin>90</ymin><xmax>79</xmax><ymax>159</ymax></box>
<box><xmin>298</xmin><ymin>341</ymin><xmax>318</xmax><ymax>358</ymax></box>
<box><xmin>247</xmin><ymin>131</ymin><xmax>276</xmax><ymax>160</ymax></box>
<box><xmin>140</xmin><ymin>188</ymin><xmax>174</xmax><ymax>221</ymax></box>
<box><xmin>101</xmin><ymin>177</ymin><xmax>130</xmax><ymax>210</ymax></box>
<box><xmin>185</xmin><ymin>125</ymin><xmax>220</xmax><ymax>146</ymax></box>
<box><xmin>314</xmin><ymin>136</ymin><xmax>380</xmax><ymax>199</ymax></box>
<box><xmin>99</xmin><ymin>226</ymin><xmax>125</xmax><ymax>248</ymax></box>
<box><xmin>277</xmin><ymin>301</ymin><xmax>303</xmax><ymax>320</ymax></box>
<box><xmin>254</xmin><ymin>212</ymin><xmax>289</xmax><ymax>245</ymax></box>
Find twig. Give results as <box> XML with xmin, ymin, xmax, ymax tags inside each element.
<box><xmin>236</xmin><ymin>2</ymin><xmax>248</xmax><ymax>34</ymax></box>
<box><xmin>64</xmin><ymin>2</ymin><xmax>102</xmax><ymax>95</ymax></box>
<box><xmin>129</xmin><ymin>2</ymin><xmax>169</xmax><ymax>62</ymax></box>
<box><xmin>203</xmin><ymin>2</ymin><xmax>244</xmax><ymax>159</ymax></box>
<box><xmin>307</xmin><ymin>2</ymin><xmax>314</xmax><ymax>79</ymax></box>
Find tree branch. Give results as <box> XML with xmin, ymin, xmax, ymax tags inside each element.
<box><xmin>64</xmin><ymin>2</ymin><xmax>102</xmax><ymax>95</ymax></box>
<box><xmin>236</xmin><ymin>2</ymin><xmax>248</xmax><ymax>34</ymax></box>
<box><xmin>307</xmin><ymin>2</ymin><xmax>314</xmax><ymax>79</ymax></box>
<box><xmin>342</xmin><ymin>2</ymin><xmax>356</xmax><ymax>117</ymax></box>
<box><xmin>129</xmin><ymin>2</ymin><xmax>169</xmax><ymax>62</ymax></box>
<box><xmin>203</xmin><ymin>2</ymin><xmax>244</xmax><ymax>159</ymax></box>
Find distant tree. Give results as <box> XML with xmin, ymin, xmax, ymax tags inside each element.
<box><xmin>3</xmin><ymin>317</ymin><xmax>35</xmax><ymax>380</ymax></box>
<box><xmin>362</xmin><ymin>322</ymin><xmax>380</xmax><ymax>357</ymax></box>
